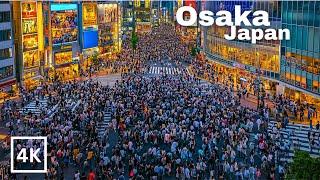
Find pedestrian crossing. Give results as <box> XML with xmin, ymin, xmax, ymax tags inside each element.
<box><xmin>97</xmin><ymin>106</ymin><xmax>112</xmax><ymax>139</ymax></box>
<box><xmin>267</xmin><ymin>120</ymin><xmax>320</xmax><ymax>162</ymax></box>
<box><xmin>147</xmin><ymin>66</ymin><xmax>190</xmax><ymax>76</ymax></box>
<box><xmin>19</xmin><ymin>98</ymin><xmax>48</xmax><ymax>115</ymax></box>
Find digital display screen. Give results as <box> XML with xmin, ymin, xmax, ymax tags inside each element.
<box><xmin>83</xmin><ymin>30</ymin><xmax>98</xmax><ymax>49</ymax></box>
<box><xmin>51</xmin><ymin>4</ymin><xmax>78</xmax><ymax>44</ymax></box>
<box><xmin>50</xmin><ymin>3</ymin><xmax>77</xmax><ymax>11</ymax></box>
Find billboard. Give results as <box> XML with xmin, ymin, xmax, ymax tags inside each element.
<box><xmin>83</xmin><ymin>30</ymin><xmax>98</xmax><ymax>49</ymax></box>
<box><xmin>23</xmin><ymin>50</ymin><xmax>39</xmax><ymax>69</ymax></box>
<box><xmin>21</xmin><ymin>2</ymin><xmax>37</xmax><ymax>19</ymax></box>
<box><xmin>83</xmin><ymin>3</ymin><xmax>97</xmax><ymax>27</ymax></box>
<box><xmin>51</xmin><ymin>3</ymin><xmax>78</xmax><ymax>44</ymax></box>
<box><xmin>98</xmin><ymin>4</ymin><xmax>118</xmax><ymax>23</ymax></box>
<box><xmin>22</xmin><ymin>18</ymin><xmax>37</xmax><ymax>34</ymax></box>
<box><xmin>23</xmin><ymin>34</ymin><xmax>38</xmax><ymax>51</ymax></box>
<box><xmin>54</xmin><ymin>51</ymin><xmax>72</xmax><ymax>65</ymax></box>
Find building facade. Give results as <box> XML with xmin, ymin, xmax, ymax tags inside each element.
<box><xmin>202</xmin><ymin>1</ymin><xmax>282</xmax><ymax>95</ymax></box>
<box><xmin>121</xmin><ymin>0</ymin><xmax>134</xmax><ymax>33</ymax></box>
<box><xmin>280</xmin><ymin>1</ymin><xmax>320</xmax><ymax>104</ymax></box>
<box><xmin>0</xmin><ymin>1</ymin><xmax>16</xmax><ymax>95</ymax></box>
<box><xmin>12</xmin><ymin>1</ymin><xmax>44</xmax><ymax>89</ymax></box>
<box><xmin>134</xmin><ymin>0</ymin><xmax>152</xmax><ymax>33</ymax></box>
<box><xmin>201</xmin><ymin>0</ymin><xmax>320</xmax><ymax>107</ymax></box>
<box><xmin>98</xmin><ymin>1</ymin><xmax>122</xmax><ymax>59</ymax></box>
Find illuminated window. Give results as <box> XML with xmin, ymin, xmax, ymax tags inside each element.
<box><xmin>0</xmin><ymin>48</ymin><xmax>12</xmax><ymax>60</ymax></box>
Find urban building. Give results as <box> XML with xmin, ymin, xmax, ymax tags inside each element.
<box><xmin>80</xmin><ymin>2</ymin><xmax>99</xmax><ymax>70</ymax></box>
<box><xmin>121</xmin><ymin>0</ymin><xmax>134</xmax><ymax>33</ymax></box>
<box><xmin>134</xmin><ymin>0</ymin><xmax>152</xmax><ymax>33</ymax></box>
<box><xmin>43</xmin><ymin>2</ymin><xmax>80</xmax><ymax>81</ymax></box>
<box><xmin>201</xmin><ymin>0</ymin><xmax>320</xmax><ymax>108</ymax></box>
<box><xmin>98</xmin><ymin>1</ymin><xmax>122</xmax><ymax>59</ymax></box>
<box><xmin>176</xmin><ymin>0</ymin><xmax>199</xmax><ymax>50</ymax></box>
<box><xmin>160</xmin><ymin>1</ymin><xmax>174</xmax><ymax>24</ymax></box>
<box><xmin>12</xmin><ymin>1</ymin><xmax>44</xmax><ymax>89</ymax></box>
<box><xmin>0</xmin><ymin>1</ymin><xmax>16</xmax><ymax>97</ymax></box>
<box><xmin>202</xmin><ymin>1</ymin><xmax>282</xmax><ymax>96</ymax></box>
<box><xmin>280</xmin><ymin>1</ymin><xmax>320</xmax><ymax>105</ymax></box>
<box><xmin>151</xmin><ymin>0</ymin><xmax>160</xmax><ymax>27</ymax></box>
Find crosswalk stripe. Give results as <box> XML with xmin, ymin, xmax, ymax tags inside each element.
<box><xmin>147</xmin><ymin>66</ymin><xmax>192</xmax><ymax>76</ymax></box>
<box><xmin>20</xmin><ymin>99</ymin><xmax>49</xmax><ymax>115</ymax></box>
<box><xmin>173</xmin><ymin>68</ymin><xmax>178</xmax><ymax>74</ymax></box>
<box><xmin>260</xmin><ymin>120</ymin><xmax>320</xmax><ymax>162</ymax></box>
<box><xmin>97</xmin><ymin>107</ymin><xmax>112</xmax><ymax>139</ymax></box>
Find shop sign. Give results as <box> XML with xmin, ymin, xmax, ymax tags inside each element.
<box><xmin>98</xmin><ymin>4</ymin><xmax>118</xmax><ymax>23</ymax></box>
<box><xmin>22</xmin><ymin>18</ymin><xmax>37</xmax><ymax>35</ymax></box>
<box><xmin>233</xmin><ymin>62</ymin><xmax>245</xmax><ymax>69</ymax></box>
<box><xmin>83</xmin><ymin>3</ymin><xmax>97</xmax><ymax>27</ymax></box>
<box><xmin>23</xmin><ymin>34</ymin><xmax>38</xmax><ymax>51</ymax></box>
<box><xmin>53</xmin><ymin>44</ymin><xmax>72</xmax><ymax>51</ymax></box>
<box><xmin>21</xmin><ymin>2</ymin><xmax>37</xmax><ymax>19</ymax></box>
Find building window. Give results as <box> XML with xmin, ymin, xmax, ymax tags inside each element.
<box><xmin>0</xmin><ymin>11</ymin><xmax>10</xmax><ymax>23</ymax></box>
<box><xmin>0</xmin><ymin>48</ymin><xmax>12</xmax><ymax>60</ymax></box>
<box><xmin>0</xmin><ymin>65</ymin><xmax>13</xmax><ymax>80</ymax></box>
<box><xmin>0</xmin><ymin>29</ymin><xmax>11</xmax><ymax>41</ymax></box>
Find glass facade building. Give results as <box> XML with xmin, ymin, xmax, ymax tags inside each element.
<box><xmin>203</xmin><ymin>0</ymin><xmax>281</xmax><ymax>77</ymax></box>
<box><xmin>201</xmin><ymin>0</ymin><xmax>320</xmax><ymax>104</ymax></box>
<box><xmin>121</xmin><ymin>0</ymin><xmax>134</xmax><ymax>33</ymax></box>
<box><xmin>280</xmin><ymin>1</ymin><xmax>320</xmax><ymax>97</ymax></box>
<box><xmin>202</xmin><ymin>0</ymin><xmax>282</xmax><ymax>95</ymax></box>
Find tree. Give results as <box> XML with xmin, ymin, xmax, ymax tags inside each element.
<box><xmin>92</xmin><ymin>51</ymin><xmax>99</xmax><ymax>67</ymax></box>
<box><xmin>131</xmin><ymin>30</ymin><xmax>139</xmax><ymax>61</ymax></box>
<box><xmin>191</xmin><ymin>46</ymin><xmax>198</xmax><ymax>57</ymax></box>
<box><xmin>286</xmin><ymin>150</ymin><xmax>320</xmax><ymax>179</ymax></box>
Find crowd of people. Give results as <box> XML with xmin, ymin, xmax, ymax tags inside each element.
<box><xmin>1</xmin><ymin>24</ymin><xmax>319</xmax><ymax>179</ymax></box>
<box><xmin>190</xmin><ymin>60</ymin><xmax>320</xmax><ymax>129</ymax></box>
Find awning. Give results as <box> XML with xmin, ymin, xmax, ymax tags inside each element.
<box><xmin>0</xmin><ymin>79</ymin><xmax>16</xmax><ymax>88</ymax></box>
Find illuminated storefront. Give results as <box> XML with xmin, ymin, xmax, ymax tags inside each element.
<box><xmin>202</xmin><ymin>1</ymin><xmax>281</xmax><ymax>95</ymax></box>
<box><xmin>134</xmin><ymin>0</ymin><xmax>152</xmax><ymax>33</ymax></box>
<box><xmin>280</xmin><ymin>1</ymin><xmax>320</xmax><ymax>107</ymax></box>
<box><xmin>81</xmin><ymin>2</ymin><xmax>99</xmax><ymax>69</ymax></box>
<box><xmin>50</xmin><ymin>3</ymin><xmax>80</xmax><ymax>80</ymax></box>
<box><xmin>98</xmin><ymin>3</ymin><xmax>121</xmax><ymax>59</ymax></box>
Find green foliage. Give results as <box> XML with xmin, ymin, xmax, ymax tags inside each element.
<box><xmin>131</xmin><ymin>31</ymin><xmax>138</xmax><ymax>50</ymax></box>
<box><xmin>287</xmin><ymin>150</ymin><xmax>320</xmax><ymax>179</ymax></box>
<box><xmin>191</xmin><ymin>47</ymin><xmax>198</xmax><ymax>56</ymax></box>
<box><xmin>92</xmin><ymin>51</ymin><xmax>99</xmax><ymax>66</ymax></box>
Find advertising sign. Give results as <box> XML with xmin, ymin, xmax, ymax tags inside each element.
<box><xmin>51</xmin><ymin>5</ymin><xmax>78</xmax><ymax>44</ymax></box>
<box><xmin>23</xmin><ymin>50</ymin><xmax>39</xmax><ymax>69</ymax></box>
<box><xmin>54</xmin><ymin>51</ymin><xmax>72</xmax><ymax>65</ymax></box>
<box><xmin>83</xmin><ymin>3</ymin><xmax>97</xmax><ymax>27</ymax></box>
<box><xmin>21</xmin><ymin>2</ymin><xmax>37</xmax><ymax>19</ymax></box>
<box><xmin>83</xmin><ymin>30</ymin><xmax>98</xmax><ymax>49</ymax></box>
<box><xmin>23</xmin><ymin>34</ymin><xmax>38</xmax><ymax>51</ymax></box>
<box><xmin>22</xmin><ymin>18</ymin><xmax>37</xmax><ymax>34</ymax></box>
<box><xmin>98</xmin><ymin>4</ymin><xmax>118</xmax><ymax>23</ymax></box>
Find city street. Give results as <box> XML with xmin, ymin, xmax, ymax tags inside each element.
<box><xmin>2</xmin><ymin>58</ymin><xmax>318</xmax><ymax>179</ymax></box>
<box><xmin>0</xmin><ymin>5</ymin><xmax>319</xmax><ymax>178</ymax></box>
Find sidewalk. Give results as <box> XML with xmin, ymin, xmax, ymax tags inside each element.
<box><xmin>189</xmin><ymin>66</ymin><xmax>320</xmax><ymax>126</ymax></box>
